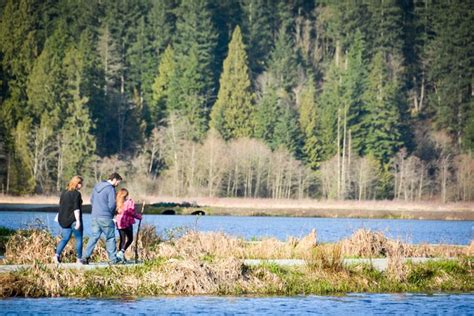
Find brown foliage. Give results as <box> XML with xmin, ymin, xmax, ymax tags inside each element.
<box><xmin>306</xmin><ymin>243</ymin><xmax>343</xmax><ymax>272</ymax></box>
<box><xmin>341</xmin><ymin>229</ymin><xmax>390</xmax><ymax>257</ymax></box>
<box><xmin>157</xmin><ymin>231</ymin><xmax>245</xmax><ymax>259</ymax></box>
<box><xmin>4</xmin><ymin>229</ymin><xmax>66</xmax><ymax>264</ymax></box>
<box><xmin>154</xmin><ymin>258</ymin><xmax>246</xmax><ymax>294</ymax></box>
<box><xmin>386</xmin><ymin>240</ymin><xmax>408</xmax><ymax>281</ymax></box>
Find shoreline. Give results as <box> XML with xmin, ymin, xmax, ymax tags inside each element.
<box><xmin>0</xmin><ymin>203</ymin><xmax>473</xmax><ymax>221</ymax></box>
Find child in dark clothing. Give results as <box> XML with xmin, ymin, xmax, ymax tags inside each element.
<box><xmin>115</xmin><ymin>188</ymin><xmax>142</xmax><ymax>261</ymax></box>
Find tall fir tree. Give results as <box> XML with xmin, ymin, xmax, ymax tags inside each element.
<box><xmin>168</xmin><ymin>0</ymin><xmax>218</xmax><ymax>139</ymax></box>
<box><xmin>167</xmin><ymin>44</ymin><xmax>208</xmax><ymax>141</ymax></box>
<box><xmin>0</xmin><ymin>0</ymin><xmax>41</xmax><ymax>193</ymax></box>
<box><xmin>173</xmin><ymin>0</ymin><xmax>218</xmax><ymax>97</ymax></box>
<box><xmin>241</xmin><ymin>0</ymin><xmax>274</xmax><ymax>76</ymax></box>
<box><xmin>342</xmin><ymin>31</ymin><xmax>367</xmax><ymax>155</ymax></box>
<box><xmin>151</xmin><ymin>45</ymin><xmax>175</xmax><ymax>126</ymax></box>
<box><xmin>272</xmin><ymin>97</ymin><xmax>303</xmax><ymax>158</ymax></box>
<box><xmin>255</xmin><ymin>80</ymin><xmax>279</xmax><ymax>145</ymax></box>
<box><xmin>366</xmin><ymin>0</ymin><xmax>405</xmax><ymax>57</ymax></box>
<box><xmin>362</xmin><ymin>51</ymin><xmax>404</xmax><ymax>163</ymax></box>
<box><xmin>60</xmin><ymin>44</ymin><xmax>96</xmax><ymax>185</ymax></box>
<box><xmin>140</xmin><ymin>0</ymin><xmax>175</xmax><ymax>132</ymax></box>
<box><xmin>298</xmin><ymin>76</ymin><xmax>322</xmax><ymax>169</ymax></box>
<box><xmin>425</xmin><ymin>1</ymin><xmax>473</xmax><ymax>150</ymax></box>
<box><xmin>210</xmin><ymin>26</ymin><xmax>255</xmax><ymax>140</ymax></box>
<box><xmin>318</xmin><ymin>57</ymin><xmax>344</xmax><ymax>161</ymax></box>
<box><xmin>267</xmin><ymin>26</ymin><xmax>299</xmax><ymax>92</ymax></box>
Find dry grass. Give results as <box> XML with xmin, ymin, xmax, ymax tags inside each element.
<box><xmin>147</xmin><ymin>195</ymin><xmax>474</xmax><ymax>212</ymax></box>
<box><xmin>341</xmin><ymin>229</ymin><xmax>390</xmax><ymax>257</ymax></box>
<box><xmin>123</xmin><ymin>224</ymin><xmax>162</xmax><ymax>261</ymax></box>
<box><xmin>306</xmin><ymin>243</ymin><xmax>343</xmax><ymax>272</ymax></box>
<box><xmin>154</xmin><ymin>258</ymin><xmax>250</xmax><ymax>294</ymax></box>
<box><xmin>245</xmin><ymin>230</ymin><xmax>317</xmax><ymax>259</ymax></box>
<box><xmin>5</xmin><ymin>229</ymin><xmax>111</xmax><ymax>264</ymax></box>
<box><xmin>386</xmin><ymin>240</ymin><xmax>408</xmax><ymax>281</ymax></box>
<box><xmin>5</xmin><ymin>229</ymin><xmax>62</xmax><ymax>264</ymax></box>
<box><xmin>158</xmin><ymin>231</ymin><xmax>245</xmax><ymax>260</ymax></box>
<box><xmin>467</xmin><ymin>241</ymin><xmax>474</xmax><ymax>256</ymax></box>
<box><xmin>339</xmin><ymin>229</ymin><xmax>468</xmax><ymax>258</ymax></box>
<box><xmin>0</xmin><ymin>256</ymin><xmax>274</xmax><ymax>297</ymax></box>
<box><xmin>4</xmin><ymin>227</ymin><xmax>469</xmax><ymax>265</ymax></box>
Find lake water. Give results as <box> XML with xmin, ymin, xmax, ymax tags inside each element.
<box><xmin>0</xmin><ymin>211</ymin><xmax>472</xmax><ymax>245</ymax></box>
<box><xmin>0</xmin><ymin>294</ymin><xmax>473</xmax><ymax>315</ymax></box>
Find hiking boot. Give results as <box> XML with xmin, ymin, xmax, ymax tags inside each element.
<box><xmin>53</xmin><ymin>254</ymin><xmax>60</xmax><ymax>264</ymax></box>
<box><xmin>117</xmin><ymin>250</ymin><xmax>124</xmax><ymax>260</ymax></box>
<box><xmin>81</xmin><ymin>257</ymin><xmax>90</xmax><ymax>265</ymax></box>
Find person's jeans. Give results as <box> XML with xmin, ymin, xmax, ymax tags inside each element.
<box><xmin>56</xmin><ymin>221</ymin><xmax>83</xmax><ymax>259</ymax></box>
<box><xmin>84</xmin><ymin>217</ymin><xmax>117</xmax><ymax>262</ymax></box>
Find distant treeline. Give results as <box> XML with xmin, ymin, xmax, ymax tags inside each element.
<box><xmin>0</xmin><ymin>0</ymin><xmax>472</xmax><ymax>201</ymax></box>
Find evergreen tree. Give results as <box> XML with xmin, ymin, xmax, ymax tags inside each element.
<box><xmin>342</xmin><ymin>31</ymin><xmax>367</xmax><ymax>155</ymax></box>
<box><xmin>11</xmin><ymin>118</ymin><xmax>35</xmax><ymax>194</ymax></box>
<box><xmin>255</xmin><ymin>80</ymin><xmax>279</xmax><ymax>144</ymax></box>
<box><xmin>151</xmin><ymin>45</ymin><xmax>175</xmax><ymax>126</ymax></box>
<box><xmin>27</xmin><ymin>23</ymin><xmax>69</xmax><ymax>126</ymax></box>
<box><xmin>426</xmin><ymin>1</ymin><xmax>473</xmax><ymax>150</ymax></box>
<box><xmin>272</xmin><ymin>98</ymin><xmax>303</xmax><ymax>158</ymax></box>
<box><xmin>166</xmin><ymin>0</ymin><xmax>218</xmax><ymax>139</ymax></box>
<box><xmin>318</xmin><ymin>58</ymin><xmax>343</xmax><ymax>160</ymax></box>
<box><xmin>298</xmin><ymin>76</ymin><xmax>322</xmax><ymax>169</ymax></box>
<box><xmin>208</xmin><ymin>1</ymin><xmax>242</xmax><ymax>84</ymax></box>
<box><xmin>366</xmin><ymin>0</ymin><xmax>404</xmax><ymax>57</ymax></box>
<box><xmin>174</xmin><ymin>0</ymin><xmax>218</xmax><ymax>97</ymax></box>
<box><xmin>0</xmin><ymin>0</ymin><xmax>40</xmax><ymax>129</ymax></box>
<box><xmin>75</xmin><ymin>30</ymin><xmax>106</xmax><ymax>153</ymax></box>
<box><xmin>101</xmin><ymin>0</ymin><xmax>147</xmax><ymax>154</ymax></box>
<box><xmin>362</xmin><ymin>51</ymin><xmax>404</xmax><ymax>163</ymax></box>
<box><xmin>267</xmin><ymin>26</ymin><xmax>299</xmax><ymax>92</ymax></box>
<box><xmin>241</xmin><ymin>0</ymin><xmax>274</xmax><ymax>75</ymax></box>
<box><xmin>210</xmin><ymin>26</ymin><xmax>255</xmax><ymax>140</ymax></box>
<box><xmin>167</xmin><ymin>44</ymin><xmax>207</xmax><ymax>141</ymax></box>
<box><xmin>60</xmin><ymin>44</ymin><xmax>96</xmax><ymax>183</ymax></box>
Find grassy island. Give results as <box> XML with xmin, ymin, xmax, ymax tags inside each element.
<box><xmin>0</xmin><ymin>226</ymin><xmax>472</xmax><ymax>297</ymax></box>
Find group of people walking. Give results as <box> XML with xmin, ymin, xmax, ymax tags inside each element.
<box><xmin>54</xmin><ymin>172</ymin><xmax>142</xmax><ymax>264</ymax></box>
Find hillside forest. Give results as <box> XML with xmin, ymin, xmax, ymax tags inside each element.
<box><xmin>0</xmin><ymin>0</ymin><xmax>473</xmax><ymax>202</ymax></box>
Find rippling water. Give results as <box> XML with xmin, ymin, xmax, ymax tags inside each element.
<box><xmin>1</xmin><ymin>294</ymin><xmax>473</xmax><ymax>315</ymax></box>
<box><xmin>0</xmin><ymin>211</ymin><xmax>472</xmax><ymax>244</ymax></box>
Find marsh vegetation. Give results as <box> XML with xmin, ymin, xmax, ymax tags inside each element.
<box><xmin>0</xmin><ymin>226</ymin><xmax>472</xmax><ymax>297</ymax></box>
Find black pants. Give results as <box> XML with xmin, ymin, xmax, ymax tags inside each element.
<box><xmin>118</xmin><ymin>226</ymin><xmax>134</xmax><ymax>252</ymax></box>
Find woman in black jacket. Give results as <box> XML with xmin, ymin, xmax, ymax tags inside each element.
<box><xmin>54</xmin><ymin>175</ymin><xmax>84</xmax><ymax>264</ymax></box>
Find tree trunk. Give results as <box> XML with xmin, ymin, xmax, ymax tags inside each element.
<box><xmin>6</xmin><ymin>152</ymin><xmax>10</xmax><ymax>194</ymax></box>
<box><xmin>337</xmin><ymin>109</ymin><xmax>341</xmax><ymax>199</ymax></box>
<box><xmin>56</xmin><ymin>135</ymin><xmax>63</xmax><ymax>192</ymax></box>
<box><xmin>341</xmin><ymin>107</ymin><xmax>347</xmax><ymax>199</ymax></box>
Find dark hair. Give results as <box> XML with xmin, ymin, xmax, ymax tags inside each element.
<box><xmin>108</xmin><ymin>172</ymin><xmax>123</xmax><ymax>181</ymax></box>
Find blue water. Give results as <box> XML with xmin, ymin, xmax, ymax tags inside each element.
<box><xmin>0</xmin><ymin>211</ymin><xmax>472</xmax><ymax>245</ymax></box>
<box><xmin>0</xmin><ymin>294</ymin><xmax>473</xmax><ymax>315</ymax></box>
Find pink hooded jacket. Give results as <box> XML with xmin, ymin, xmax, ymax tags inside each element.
<box><xmin>116</xmin><ymin>198</ymin><xmax>142</xmax><ymax>229</ymax></box>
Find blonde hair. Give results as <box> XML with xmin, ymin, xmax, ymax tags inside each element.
<box><xmin>116</xmin><ymin>188</ymin><xmax>129</xmax><ymax>213</ymax></box>
<box><xmin>67</xmin><ymin>175</ymin><xmax>83</xmax><ymax>191</ymax></box>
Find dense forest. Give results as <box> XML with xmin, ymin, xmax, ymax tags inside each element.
<box><xmin>0</xmin><ymin>0</ymin><xmax>472</xmax><ymax>201</ymax></box>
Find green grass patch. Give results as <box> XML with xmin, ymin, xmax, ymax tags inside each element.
<box><xmin>0</xmin><ymin>226</ymin><xmax>16</xmax><ymax>236</ymax></box>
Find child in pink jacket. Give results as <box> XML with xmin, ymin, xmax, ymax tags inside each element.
<box><xmin>115</xmin><ymin>188</ymin><xmax>142</xmax><ymax>261</ymax></box>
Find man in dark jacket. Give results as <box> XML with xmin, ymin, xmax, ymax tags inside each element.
<box><xmin>82</xmin><ymin>172</ymin><xmax>122</xmax><ymax>264</ymax></box>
